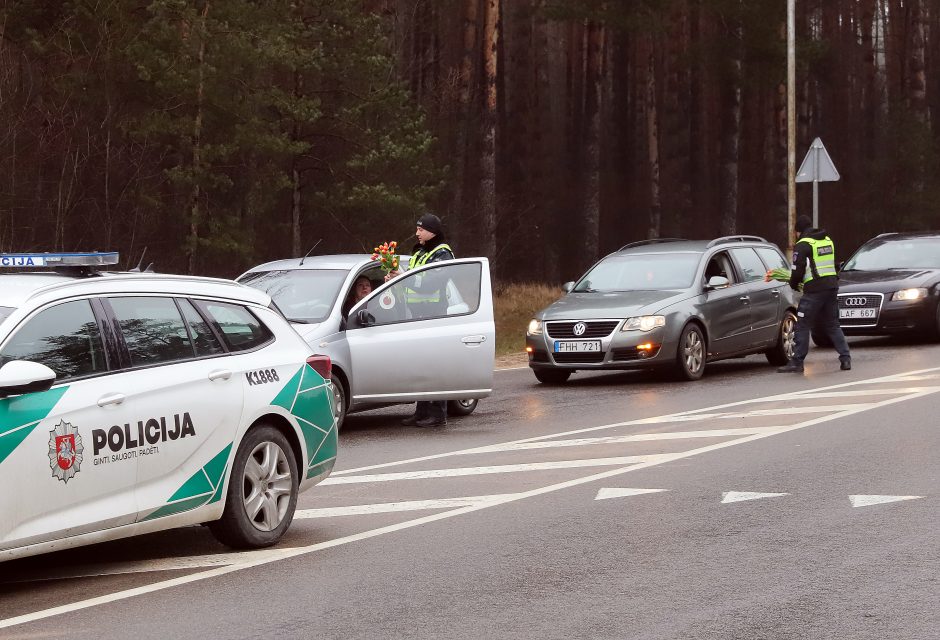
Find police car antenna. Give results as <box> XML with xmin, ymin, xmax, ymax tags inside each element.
<box><xmin>298</xmin><ymin>239</ymin><xmax>322</xmax><ymax>266</ymax></box>
<box><xmin>128</xmin><ymin>247</ymin><xmax>154</xmax><ymax>273</ymax></box>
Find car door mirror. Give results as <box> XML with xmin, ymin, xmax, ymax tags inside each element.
<box><xmin>356</xmin><ymin>308</ymin><xmax>376</xmax><ymax>327</ymax></box>
<box><xmin>562</xmin><ymin>281</ymin><xmax>575</xmax><ymax>293</ymax></box>
<box><xmin>0</xmin><ymin>360</ymin><xmax>56</xmax><ymax>397</ymax></box>
<box><xmin>705</xmin><ymin>276</ymin><xmax>730</xmax><ymax>290</ymax></box>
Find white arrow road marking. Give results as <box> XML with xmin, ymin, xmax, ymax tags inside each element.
<box><xmin>322</xmin><ymin>455</ymin><xmax>669</xmax><ymax>485</ymax></box>
<box><xmin>849</xmin><ymin>495</ymin><xmax>925</xmax><ymax>508</ymax></box>
<box><xmin>595</xmin><ymin>488</ymin><xmax>669</xmax><ymax>501</ymax></box>
<box><xmin>3</xmin><ymin>366</ymin><xmax>940</xmax><ymax>630</ymax></box>
<box><xmin>721</xmin><ymin>491</ymin><xmax>790</xmax><ymax>504</ymax></box>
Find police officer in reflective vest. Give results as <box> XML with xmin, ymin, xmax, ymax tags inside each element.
<box><xmin>391</xmin><ymin>213</ymin><xmax>455</xmax><ymax>427</ymax></box>
<box><xmin>777</xmin><ymin>214</ymin><xmax>852</xmax><ymax>373</ymax></box>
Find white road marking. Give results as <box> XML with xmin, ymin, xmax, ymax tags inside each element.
<box><xmin>721</xmin><ymin>491</ymin><xmax>790</xmax><ymax>504</ymax></box>
<box><xmin>779</xmin><ymin>387</ymin><xmax>940</xmax><ymax>399</ymax></box>
<box><xmin>595</xmin><ymin>488</ymin><xmax>669</xmax><ymax>501</ymax></box>
<box><xmin>3</xmin><ymin>366</ymin><xmax>940</xmax><ymax>630</ymax></box>
<box><xmin>321</xmin><ymin>456</ymin><xmax>665</xmax><ymax>485</ymax></box>
<box><xmin>294</xmin><ymin>495</ymin><xmax>512</xmax><ymax>518</ymax></box>
<box><xmin>849</xmin><ymin>494</ymin><xmax>925</xmax><ymax>508</ymax></box>
<box><xmin>468</xmin><ymin>428</ymin><xmax>782</xmax><ymax>453</ymax></box>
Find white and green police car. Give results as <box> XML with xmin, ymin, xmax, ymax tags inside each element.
<box><xmin>0</xmin><ymin>253</ymin><xmax>337</xmax><ymax>562</ymax></box>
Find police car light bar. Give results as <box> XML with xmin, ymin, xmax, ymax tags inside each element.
<box><xmin>0</xmin><ymin>252</ymin><xmax>120</xmax><ymax>268</ymax></box>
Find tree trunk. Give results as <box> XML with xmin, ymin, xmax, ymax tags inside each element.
<box><xmin>908</xmin><ymin>0</ymin><xmax>928</xmax><ymax>124</ymax></box>
<box><xmin>719</xmin><ymin>14</ymin><xmax>742</xmax><ymax>236</ymax></box>
<box><xmin>188</xmin><ymin>1</ymin><xmax>209</xmax><ymax>275</ymax></box>
<box><xmin>645</xmin><ymin>41</ymin><xmax>661</xmax><ymax>239</ymax></box>
<box><xmin>580</xmin><ymin>20</ymin><xmax>604</xmax><ymax>263</ymax></box>
<box><xmin>479</xmin><ymin>0</ymin><xmax>499</xmax><ymax>259</ymax></box>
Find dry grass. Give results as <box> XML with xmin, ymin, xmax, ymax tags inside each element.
<box><xmin>494</xmin><ymin>281</ymin><xmax>563</xmax><ymax>357</ymax></box>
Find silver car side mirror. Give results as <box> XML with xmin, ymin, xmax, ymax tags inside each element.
<box><xmin>0</xmin><ymin>360</ymin><xmax>56</xmax><ymax>397</ymax></box>
<box><xmin>705</xmin><ymin>276</ymin><xmax>730</xmax><ymax>290</ymax></box>
<box><xmin>562</xmin><ymin>281</ymin><xmax>575</xmax><ymax>293</ymax></box>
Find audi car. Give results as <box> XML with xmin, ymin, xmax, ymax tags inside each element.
<box><xmin>821</xmin><ymin>231</ymin><xmax>940</xmax><ymax>342</ymax></box>
<box><xmin>525</xmin><ymin>236</ymin><xmax>800</xmax><ymax>383</ymax></box>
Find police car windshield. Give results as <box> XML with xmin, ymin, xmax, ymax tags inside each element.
<box><xmin>574</xmin><ymin>253</ymin><xmax>699</xmax><ymax>292</ymax></box>
<box><xmin>0</xmin><ymin>306</ymin><xmax>12</xmax><ymax>324</ymax></box>
<box><xmin>239</xmin><ymin>269</ymin><xmax>347</xmax><ymax>323</ymax></box>
<box><xmin>844</xmin><ymin>239</ymin><xmax>940</xmax><ymax>271</ymax></box>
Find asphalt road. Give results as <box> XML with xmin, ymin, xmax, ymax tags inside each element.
<box><xmin>2</xmin><ymin>336</ymin><xmax>939</xmax><ymax>640</ymax></box>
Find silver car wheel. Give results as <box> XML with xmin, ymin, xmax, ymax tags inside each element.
<box><xmin>684</xmin><ymin>330</ymin><xmax>704</xmax><ymax>373</ymax></box>
<box><xmin>455</xmin><ymin>399</ymin><xmax>475</xmax><ymax>409</ymax></box>
<box><xmin>782</xmin><ymin>314</ymin><xmax>797</xmax><ymax>360</ymax></box>
<box><xmin>243</xmin><ymin>441</ymin><xmax>293</xmax><ymax>532</ymax></box>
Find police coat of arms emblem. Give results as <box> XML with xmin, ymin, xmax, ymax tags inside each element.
<box><xmin>48</xmin><ymin>420</ymin><xmax>84</xmax><ymax>483</ymax></box>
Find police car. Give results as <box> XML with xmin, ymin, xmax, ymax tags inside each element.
<box><xmin>0</xmin><ymin>253</ymin><xmax>337</xmax><ymax>562</ymax></box>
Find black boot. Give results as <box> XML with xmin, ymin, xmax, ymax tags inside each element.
<box><xmin>840</xmin><ymin>356</ymin><xmax>851</xmax><ymax>371</ymax></box>
<box><xmin>776</xmin><ymin>361</ymin><xmax>804</xmax><ymax>373</ymax></box>
<box><xmin>401</xmin><ymin>414</ymin><xmax>420</xmax><ymax>426</ymax></box>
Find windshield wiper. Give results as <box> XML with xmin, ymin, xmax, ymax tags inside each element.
<box><xmin>287</xmin><ymin>318</ymin><xmax>312</xmax><ymax>324</ymax></box>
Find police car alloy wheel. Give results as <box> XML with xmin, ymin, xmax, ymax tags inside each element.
<box><xmin>209</xmin><ymin>426</ymin><xmax>299</xmax><ymax>548</ymax></box>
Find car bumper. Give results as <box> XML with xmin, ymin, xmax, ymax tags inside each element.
<box><xmin>840</xmin><ymin>295</ymin><xmax>936</xmax><ymax>335</ymax></box>
<box><xmin>525</xmin><ymin>328</ymin><xmax>676</xmax><ymax>370</ymax></box>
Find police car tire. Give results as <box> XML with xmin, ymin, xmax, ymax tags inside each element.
<box><xmin>209</xmin><ymin>425</ymin><xmax>299</xmax><ymax>549</ymax></box>
<box><xmin>447</xmin><ymin>398</ymin><xmax>479</xmax><ymax>416</ymax></box>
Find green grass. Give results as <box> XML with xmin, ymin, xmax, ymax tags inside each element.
<box><xmin>494</xmin><ymin>282</ymin><xmax>563</xmax><ymax>357</ymax></box>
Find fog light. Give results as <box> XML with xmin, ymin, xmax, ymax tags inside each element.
<box><xmin>525</xmin><ymin>346</ymin><xmax>533</xmax><ymax>353</ymax></box>
<box><xmin>637</xmin><ymin>343</ymin><xmax>654</xmax><ymax>350</ymax></box>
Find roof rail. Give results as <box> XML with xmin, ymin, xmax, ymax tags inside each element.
<box><xmin>619</xmin><ymin>238</ymin><xmax>688</xmax><ymax>251</ymax></box>
<box><xmin>873</xmin><ymin>232</ymin><xmax>898</xmax><ymax>239</ymax></box>
<box><xmin>706</xmin><ymin>235</ymin><xmax>767</xmax><ymax>248</ymax></box>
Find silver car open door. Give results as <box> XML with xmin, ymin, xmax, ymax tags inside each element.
<box><xmin>345</xmin><ymin>258</ymin><xmax>495</xmax><ymax>403</ymax></box>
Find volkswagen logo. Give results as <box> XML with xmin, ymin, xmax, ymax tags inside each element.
<box><xmin>843</xmin><ymin>297</ymin><xmax>868</xmax><ymax>307</ymax></box>
<box><xmin>572</xmin><ymin>322</ymin><xmax>587</xmax><ymax>336</ymax></box>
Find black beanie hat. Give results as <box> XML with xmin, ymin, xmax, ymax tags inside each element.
<box><xmin>416</xmin><ymin>213</ymin><xmax>444</xmax><ymax>236</ymax></box>
<box><xmin>795</xmin><ymin>214</ymin><xmax>813</xmax><ymax>234</ymax></box>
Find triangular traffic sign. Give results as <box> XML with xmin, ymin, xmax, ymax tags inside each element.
<box><xmin>594</xmin><ymin>488</ymin><xmax>668</xmax><ymax>501</ymax></box>
<box><xmin>796</xmin><ymin>137</ymin><xmax>840</xmax><ymax>182</ymax></box>
<box><xmin>849</xmin><ymin>495</ymin><xmax>924</xmax><ymax>508</ymax></box>
<box><xmin>721</xmin><ymin>491</ymin><xmax>789</xmax><ymax>504</ymax></box>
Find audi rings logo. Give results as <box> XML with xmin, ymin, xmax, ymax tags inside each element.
<box><xmin>843</xmin><ymin>297</ymin><xmax>869</xmax><ymax>307</ymax></box>
<box><xmin>572</xmin><ymin>322</ymin><xmax>587</xmax><ymax>336</ymax></box>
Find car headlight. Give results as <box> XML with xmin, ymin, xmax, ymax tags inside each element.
<box><xmin>892</xmin><ymin>288</ymin><xmax>928</xmax><ymax>301</ymax></box>
<box><xmin>621</xmin><ymin>315</ymin><xmax>666</xmax><ymax>332</ymax></box>
<box><xmin>527</xmin><ymin>319</ymin><xmax>543</xmax><ymax>335</ymax></box>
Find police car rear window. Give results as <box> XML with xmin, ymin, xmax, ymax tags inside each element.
<box><xmin>196</xmin><ymin>301</ymin><xmax>273</xmax><ymax>352</ymax></box>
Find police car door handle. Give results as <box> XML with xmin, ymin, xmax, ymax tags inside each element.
<box><xmin>208</xmin><ymin>369</ymin><xmax>233</xmax><ymax>381</ymax></box>
<box><xmin>97</xmin><ymin>392</ymin><xmax>126</xmax><ymax>407</ymax></box>
<box><xmin>738</xmin><ymin>295</ymin><xmax>750</xmax><ymax>301</ymax></box>
<box><xmin>461</xmin><ymin>335</ymin><xmax>486</xmax><ymax>345</ymax></box>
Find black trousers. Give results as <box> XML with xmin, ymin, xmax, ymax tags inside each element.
<box><xmin>414</xmin><ymin>400</ymin><xmax>447</xmax><ymax>421</ymax></box>
<box><xmin>792</xmin><ymin>288</ymin><xmax>851</xmax><ymax>363</ymax></box>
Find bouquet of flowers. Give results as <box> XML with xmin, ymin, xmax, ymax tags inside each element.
<box><xmin>371</xmin><ymin>241</ymin><xmax>400</xmax><ymax>274</ymax></box>
<box><xmin>765</xmin><ymin>267</ymin><xmax>801</xmax><ymax>291</ymax></box>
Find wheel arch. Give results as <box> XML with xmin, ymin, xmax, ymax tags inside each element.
<box><xmin>249</xmin><ymin>412</ymin><xmax>304</xmax><ymax>472</ymax></box>
<box><xmin>330</xmin><ymin>364</ymin><xmax>351</xmax><ymax>410</ymax></box>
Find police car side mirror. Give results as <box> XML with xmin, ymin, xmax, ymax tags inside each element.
<box><xmin>356</xmin><ymin>308</ymin><xmax>376</xmax><ymax>328</ymax></box>
<box><xmin>0</xmin><ymin>360</ymin><xmax>56</xmax><ymax>397</ymax></box>
<box><xmin>562</xmin><ymin>281</ymin><xmax>575</xmax><ymax>293</ymax></box>
<box><xmin>705</xmin><ymin>276</ymin><xmax>730</xmax><ymax>291</ymax></box>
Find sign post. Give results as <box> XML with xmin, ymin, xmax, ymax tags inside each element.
<box><xmin>796</xmin><ymin>137</ymin><xmax>840</xmax><ymax>228</ymax></box>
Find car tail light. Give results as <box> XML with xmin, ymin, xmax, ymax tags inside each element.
<box><xmin>306</xmin><ymin>354</ymin><xmax>332</xmax><ymax>379</ymax></box>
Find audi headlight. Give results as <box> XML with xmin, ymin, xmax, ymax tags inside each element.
<box><xmin>527</xmin><ymin>319</ymin><xmax>543</xmax><ymax>335</ymax></box>
<box><xmin>892</xmin><ymin>288</ymin><xmax>928</xmax><ymax>301</ymax></box>
<box><xmin>621</xmin><ymin>315</ymin><xmax>666</xmax><ymax>332</ymax></box>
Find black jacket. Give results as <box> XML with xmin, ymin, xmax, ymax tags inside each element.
<box><xmin>410</xmin><ymin>235</ymin><xmax>455</xmax><ymax>266</ymax></box>
<box><xmin>789</xmin><ymin>228</ymin><xmax>839</xmax><ymax>293</ymax></box>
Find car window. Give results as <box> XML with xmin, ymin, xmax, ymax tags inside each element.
<box><xmin>0</xmin><ymin>307</ymin><xmax>13</xmax><ymax>324</ymax></box>
<box><xmin>342</xmin><ymin>266</ymin><xmax>384</xmax><ymax>315</ymax></box>
<box><xmin>575</xmin><ymin>253</ymin><xmax>700</xmax><ymax>292</ymax></box>
<box><xmin>0</xmin><ymin>299</ymin><xmax>107</xmax><ymax>381</ymax></box>
<box><xmin>109</xmin><ymin>297</ymin><xmax>194</xmax><ymax>367</ymax></box>
<box><xmin>844</xmin><ymin>238</ymin><xmax>940</xmax><ymax>270</ymax></box>
<box><xmin>755</xmin><ymin>247</ymin><xmax>788</xmax><ymax>271</ymax></box>
<box><xmin>362</xmin><ymin>262</ymin><xmax>482</xmax><ymax>325</ymax></box>
<box><xmin>730</xmin><ymin>248</ymin><xmax>768</xmax><ymax>282</ymax></box>
<box><xmin>703</xmin><ymin>252</ymin><xmax>737</xmax><ymax>285</ymax></box>
<box><xmin>197</xmin><ymin>301</ymin><xmax>273</xmax><ymax>351</ymax></box>
<box><xmin>238</xmin><ymin>269</ymin><xmax>348</xmax><ymax>323</ymax></box>
<box><xmin>178</xmin><ymin>299</ymin><xmax>225</xmax><ymax>357</ymax></box>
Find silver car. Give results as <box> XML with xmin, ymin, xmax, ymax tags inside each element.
<box><xmin>525</xmin><ymin>236</ymin><xmax>799</xmax><ymax>382</ymax></box>
<box><xmin>239</xmin><ymin>255</ymin><xmax>495</xmax><ymax>428</ymax></box>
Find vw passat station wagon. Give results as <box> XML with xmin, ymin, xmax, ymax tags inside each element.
<box><xmin>526</xmin><ymin>237</ymin><xmax>800</xmax><ymax>382</ymax></box>
<box><xmin>0</xmin><ymin>253</ymin><xmax>336</xmax><ymax>562</ymax></box>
